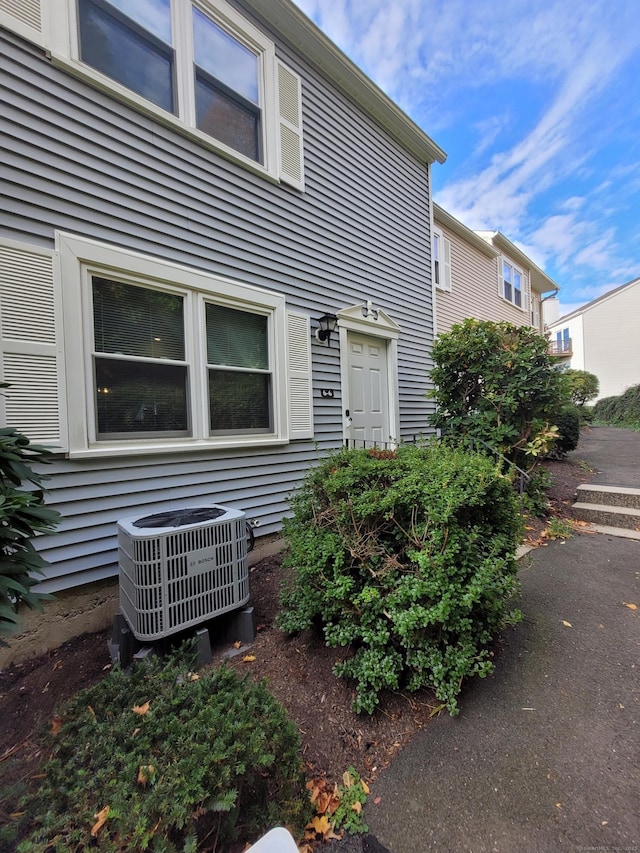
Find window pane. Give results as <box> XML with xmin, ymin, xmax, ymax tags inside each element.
<box><xmin>93</xmin><ymin>278</ymin><xmax>185</xmax><ymax>360</ymax></box>
<box><xmin>208</xmin><ymin>370</ymin><xmax>270</xmax><ymax>433</ymax></box>
<box><xmin>78</xmin><ymin>0</ymin><xmax>174</xmax><ymax>113</ymax></box>
<box><xmin>195</xmin><ymin>73</ymin><xmax>260</xmax><ymax>161</ymax></box>
<box><xmin>206</xmin><ymin>304</ymin><xmax>268</xmax><ymax>369</ymax></box>
<box><xmin>95</xmin><ymin>358</ymin><xmax>188</xmax><ymax>435</ymax></box>
<box><xmin>108</xmin><ymin>0</ymin><xmax>172</xmax><ymax>42</ymax></box>
<box><xmin>193</xmin><ymin>8</ymin><xmax>259</xmax><ymax>103</ymax></box>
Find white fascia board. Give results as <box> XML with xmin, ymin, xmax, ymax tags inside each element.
<box><xmin>434</xmin><ymin>205</ymin><xmax>499</xmax><ymax>259</ymax></box>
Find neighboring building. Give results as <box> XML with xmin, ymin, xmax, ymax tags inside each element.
<box><xmin>546</xmin><ymin>278</ymin><xmax>640</xmax><ymax>401</ymax></box>
<box><xmin>0</xmin><ymin>0</ymin><xmax>445</xmax><ymax>612</ymax></box>
<box><xmin>432</xmin><ymin>204</ymin><xmax>558</xmax><ymax>336</ymax></box>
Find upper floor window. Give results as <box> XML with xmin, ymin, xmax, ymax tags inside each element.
<box><xmin>501</xmin><ymin>259</ymin><xmax>523</xmax><ymax>309</ymax></box>
<box><xmin>0</xmin><ymin>0</ymin><xmax>305</xmax><ymax>188</ymax></box>
<box><xmin>433</xmin><ymin>227</ymin><xmax>451</xmax><ymax>291</ymax></box>
<box><xmin>78</xmin><ymin>0</ymin><xmax>176</xmax><ymax>114</ymax></box>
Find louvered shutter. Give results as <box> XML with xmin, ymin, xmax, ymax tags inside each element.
<box><xmin>277</xmin><ymin>60</ymin><xmax>304</xmax><ymax>191</ymax></box>
<box><xmin>0</xmin><ymin>0</ymin><xmax>48</xmax><ymax>48</ymax></box>
<box><xmin>442</xmin><ymin>236</ymin><xmax>452</xmax><ymax>292</ymax></box>
<box><xmin>0</xmin><ymin>241</ymin><xmax>67</xmax><ymax>450</ymax></box>
<box><xmin>497</xmin><ymin>257</ymin><xmax>505</xmax><ymax>300</ymax></box>
<box><xmin>286</xmin><ymin>310</ymin><xmax>313</xmax><ymax>440</ymax></box>
<box><xmin>524</xmin><ymin>274</ymin><xmax>532</xmax><ymax>316</ymax></box>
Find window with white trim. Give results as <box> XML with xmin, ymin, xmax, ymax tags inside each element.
<box><xmin>45</xmin><ymin>233</ymin><xmax>313</xmax><ymax>456</ymax></box>
<box><xmin>500</xmin><ymin>258</ymin><xmax>524</xmax><ymax>309</ymax></box>
<box><xmin>433</xmin><ymin>227</ymin><xmax>451</xmax><ymax>292</ymax></box>
<box><xmin>0</xmin><ymin>0</ymin><xmax>304</xmax><ymax>188</ymax></box>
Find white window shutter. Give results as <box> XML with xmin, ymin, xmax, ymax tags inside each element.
<box><xmin>286</xmin><ymin>310</ymin><xmax>313</xmax><ymax>440</ymax></box>
<box><xmin>0</xmin><ymin>0</ymin><xmax>48</xmax><ymax>48</ymax></box>
<box><xmin>442</xmin><ymin>235</ymin><xmax>452</xmax><ymax>292</ymax></box>
<box><xmin>277</xmin><ymin>60</ymin><xmax>305</xmax><ymax>191</ymax></box>
<box><xmin>0</xmin><ymin>241</ymin><xmax>67</xmax><ymax>451</ymax></box>
<box><xmin>497</xmin><ymin>257</ymin><xmax>504</xmax><ymax>299</ymax></box>
<box><xmin>525</xmin><ymin>275</ymin><xmax>532</xmax><ymax>315</ymax></box>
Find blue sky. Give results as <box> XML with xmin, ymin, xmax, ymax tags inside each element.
<box><xmin>293</xmin><ymin>0</ymin><xmax>640</xmax><ymax>316</ymax></box>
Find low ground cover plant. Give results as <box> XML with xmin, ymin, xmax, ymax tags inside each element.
<box><xmin>18</xmin><ymin>646</ymin><xmax>310</xmax><ymax>852</ymax></box>
<box><xmin>278</xmin><ymin>443</ymin><xmax>522</xmax><ymax>715</ymax></box>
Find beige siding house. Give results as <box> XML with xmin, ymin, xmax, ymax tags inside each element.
<box><xmin>433</xmin><ymin>204</ymin><xmax>558</xmax><ymax>336</ymax></box>
<box><xmin>546</xmin><ymin>278</ymin><xmax>640</xmax><ymax>401</ymax></box>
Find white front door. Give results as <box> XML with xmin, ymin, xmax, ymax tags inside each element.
<box><xmin>346</xmin><ymin>332</ymin><xmax>390</xmax><ymax>447</ymax></box>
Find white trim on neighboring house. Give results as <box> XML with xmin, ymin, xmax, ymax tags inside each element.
<box><xmin>432</xmin><ymin>225</ymin><xmax>452</xmax><ymax>293</ymax></box>
<box><xmin>499</xmin><ymin>255</ymin><xmax>526</xmax><ymax>311</ymax></box>
<box><xmin>337</xmin><ymin>303</ymin><xmax>400</xmax><ymax>444</ymax></box>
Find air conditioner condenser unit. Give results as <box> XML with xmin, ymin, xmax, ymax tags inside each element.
<box><xmin>118</xmin><ymin>505</ymin><xmax>249</xmax><ymax>641</ymax></box>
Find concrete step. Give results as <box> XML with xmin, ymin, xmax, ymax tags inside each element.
<box><xmin>572</xmin><ymin>501</ymin><xmax>640</xmax><ymax>531</ymax></box>
<box><xmin>575</xmin><ymin>484</ymin><xmax>640</xmax><ymax>509</ymax></box>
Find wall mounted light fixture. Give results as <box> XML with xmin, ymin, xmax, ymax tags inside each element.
<box><xmin>315</xmin><ymin>313</ymin><xmax>338</xmax><ymax>345</ymax></box>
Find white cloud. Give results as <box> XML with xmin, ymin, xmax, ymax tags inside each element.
<box><xmin>292</xmin><ymin>0</ymin><xmax>640</xmax><ymax>303</ymax></box>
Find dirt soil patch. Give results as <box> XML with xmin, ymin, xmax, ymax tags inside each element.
<box><xmin>0</xmin><ymin>457</ymin><xmax>595</xmax><ymax>848</ymax></box>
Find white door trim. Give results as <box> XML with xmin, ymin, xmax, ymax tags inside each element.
<box><xmin>337</xmin><ymin>304</ymin><xmax>400</xmax><ymax>445</ymax></box>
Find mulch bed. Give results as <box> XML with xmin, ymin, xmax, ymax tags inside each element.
<box><xmin>0</xmin><ymin>456</ymin><xmax>595</xmax><ymax>849</ymax></box>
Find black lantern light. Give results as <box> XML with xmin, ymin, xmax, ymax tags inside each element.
<box><xmin>315</xmin><ymin>313</ymin><xmax>338</xmax><ymax>345</ymax></box>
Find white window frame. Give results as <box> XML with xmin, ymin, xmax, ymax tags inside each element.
<box><xmin>48</xmin><ymin>0</ymin><xmax>279</xmax><ymax>181</ymax></box>
<box><xmin>433</xmin><ymin>226</ymin><xmax>451</xmax><ymax>292</ymax></box>
<box><xmin>500</xmin><ymin>257</ymin><xmax>525</xmax><ymax>310</ymax></box>
<box><xmin>58</xmin><ymin>232</ymin><xmax>289</xmax><ymax>458</ymax></box>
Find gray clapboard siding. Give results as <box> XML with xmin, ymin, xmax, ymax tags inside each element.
<box><xmin>1</xmin><ymin>14</ymin><xmax>436</xmax><ymax>591</ymax></box>
<box><xmin>5</xmin><ymin>54</ymin><xmax>430</xmax><ymax>290</ymax></box>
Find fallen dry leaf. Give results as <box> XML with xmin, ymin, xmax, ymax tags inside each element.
<box><xmin>233</xmin><ymin>641</ymin><xmax>242</xmax><ymax>649</ymax></box>
<box><xmin>624</xmin><ymin>602</ymin><xmax>637</xmax><ymax>610</ymax></box>
<box><xmin>88</xmin><ymin>705</ymin><xmax>96</xmax><ymax>719</ymax></box>
<box><xmin>351</xmin><ymin>801</ymin><xmax>362</xmax><ymax>814</ymax></box>
<box><xmin>137</xmin><ymin>765</ymin><xmax>155</xmax><ymax>785</ymax></box>
<box><xmin>132</xmin><ymin>702</ymin><xmax>150</xmax><ymax>715</ymax></box>
<box><xmin>242</xmin><ymin>655</ymin><xmax>256</xmax><ymax>663</ymax></box>
<box><xmin>305</xmin><ymin>815</ymin><xmax>332</xmax><ymax>837</ymax></box>
<box><xmin>91</xmin><ymin>805</ymin><xmax>110</xmax><ymax>836</ymax></box>
<box><xmin>187</xmin><ymin>672</ymin><xmax>200</xmax><ymax>682</ymax></box>
<box><xmin>374</xmin><ymin>796</ymin><xmax>382</xmax><ymax>805</ymax></box>
<box><xmin>51</xmin><ymin>715</ymin><xmax>62</xmax><ymax>736</ymax></box>
<box><xmin>561</xmin><ymin>621</ymin><xmax>572</xmax><ymax>628</ymax></box>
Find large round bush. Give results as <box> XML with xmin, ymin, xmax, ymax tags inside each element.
<box><xmin>278</xmin><ymin>443</ymin><xmax>523</xmax><ymax>714</ymax></box>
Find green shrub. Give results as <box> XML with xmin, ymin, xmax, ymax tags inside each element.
<box><xmin>429</xmin><ymin>319</ymin><xmax>563</xmax><ymax>469</ymax></box>
<box><xmin>560</xmin><ymin>369</ymin><xmax>599</xmax><ymax>406</ymax></box>
<box><xmin>593</xmin><ymin>384</ymin><xmax>640</xmax><ymax>429</ymax></box>
<box><xmin>553</xmin><ymin>406</ymin><xmax>580</xmax><ymax>455</ymax></box>
<box><xmin>278</xmin><ymin>444</ymin><xmax>522</xmax><ymax>715</ymax></box>
<box><xmin>0</xmin><ymin>421</ymin><xmax>60</xmax><ymax>644</ymax></box>
<box><xmin>19</xmin><ymin>647</ymin><xmax>310</xmax><ymax>852</ymax></box>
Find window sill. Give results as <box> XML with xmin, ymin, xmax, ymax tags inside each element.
<box><xmin>67</xmin><ymin>435</ymin><xmax>290</xmax><ymax>459</ymax></box>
